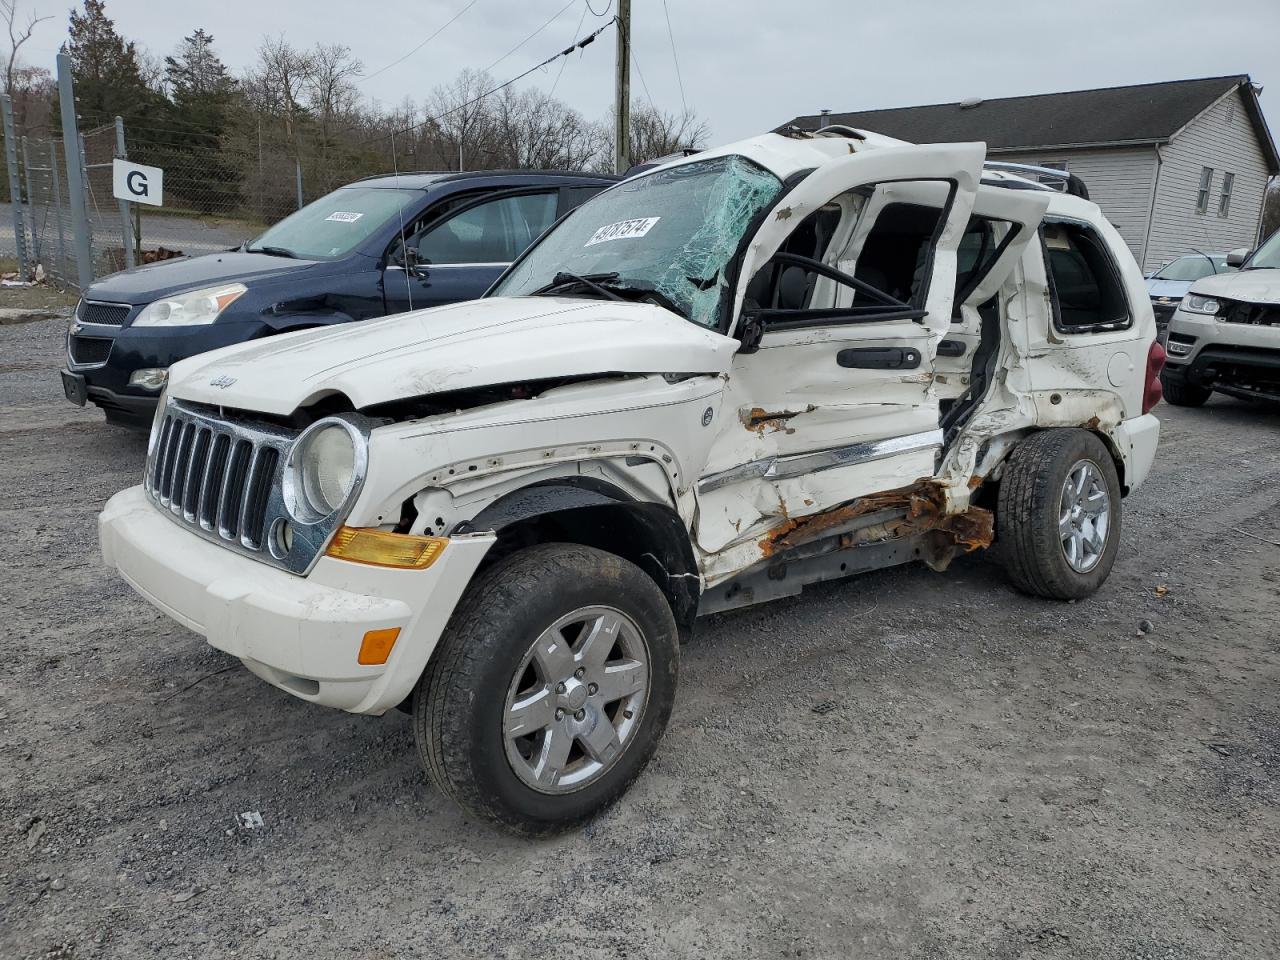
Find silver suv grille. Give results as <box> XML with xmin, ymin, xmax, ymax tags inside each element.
<box><xmin>143</xmin><ymin>398</ymin><xmax>370</xmax><ymax>575</ymax></box>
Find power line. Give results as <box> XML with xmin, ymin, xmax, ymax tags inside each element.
<box><xmin>550</xmin><ymin>2</ymin><xmax>590</xmax><ymax>98</ymax></box>
<box><xmin>661</xmin><ymin>0</ymin><xmax>688</xmax><ymax>116</ymax></box>
<box><xmin>357</xmin><ymin>17</ymin><xmax>616</xmax><ymax>149</ymax></box>
<box><xmin>584</xmin><ymin>0</ymin><xmax>611</xmax><ymax>14</ymax></box>
<box><xmin>359</xmin><ymin>0</ymin><xmax>480</xmax><ymax>84</ymax></box>
<box><xmin>482</xmin><ymin>0</ymin><xmax>576</xmax><ymax>76</ymax></box>
<box><xmin>625</xmin><ymin>33</ymin><xmax>654</xmax><ymax>108</ymax></box>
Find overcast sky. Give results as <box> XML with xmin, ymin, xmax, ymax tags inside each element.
<box><xmin>18</xmin><ymin>0</ymin><xmax>1280</xmax><ymax>144</ymax></box>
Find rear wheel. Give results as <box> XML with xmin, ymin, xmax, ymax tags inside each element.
<box><xmin>413</xmin><ymin>543</ymin><xmax>679</xmax><ymax>835</ymax></box>
<box><xmin>997</xmin><ymin>428</ymin><xmax>1122</xmax><ymax>600</ymax></box>
<box><xmin>1159</xmin><ymin>371</ymin><xmax>1212</xmax><ymax>407</ymax></box>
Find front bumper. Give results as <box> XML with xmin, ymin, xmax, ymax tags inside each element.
<box><xmin>1163</xmin><ymin>308</ymin><xmax>1280</xmax><ymax>401</ymax></box>
<box><xmin>100</xmin><ymin>485</ymin><xmax>494</xmax><ymax>715</ymax></box>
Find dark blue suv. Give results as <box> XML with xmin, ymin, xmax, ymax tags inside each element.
<box><xmin>60</xmin><ymin>169</ymin><xmax>616</xmax><ymax>426</ymax></box>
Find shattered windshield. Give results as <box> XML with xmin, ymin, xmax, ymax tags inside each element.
<box><xmin>491</xmin><ymin>155</ymin><xmax>783</xmax><ymax>328</ymax></box>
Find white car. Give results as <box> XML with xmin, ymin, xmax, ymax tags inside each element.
<box><xmin>100</xmin><ymin>130</ymin><xmax>1163</xmax><ymax>833</ymax></box>
<box><xmin>1160</xmin><ymin>232</ymin><xmax>1280</xmax><ymax>406</ymax></box>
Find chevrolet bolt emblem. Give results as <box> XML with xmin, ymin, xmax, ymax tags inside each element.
<box><xmin>210</xmin><ymin>374</ymin><xmax>238</xmax><ymax>389</ymax></box>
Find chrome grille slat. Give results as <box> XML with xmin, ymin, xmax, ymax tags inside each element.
<box><xmin>238</xmin><ymin>446</ymin><xmax>270</xmax><ymax>548</ymax></box>
<box><xmin>219</xmin><ymin>439</ymin><xmax>251</xmax><ymax>540</ymax></box>
<box><xmin>198</xmin><ymin>433</ymin><xmax>231</xmax><ymax>531</ymax></box>
<box><xmin>148</xmin><ymin>416</ymin><xmax>174</xmax><ymax>494</ymax></box>
<box><xmin>169</xmin><ymin>422</ymin><xmax>196</xmax><ymax>515</ymax></box>
<box><xmin>141</xmin><ymin>397</ymin><xmax>368</xmax><ymax>575</ymax></box>
<box><xmin>183</xmin><ymin>428</ymin><xmax>211</xmax><ymax>522</ymax></box>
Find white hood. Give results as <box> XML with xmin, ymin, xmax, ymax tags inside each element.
<box><xmin>1190</xmin><ymin>268</ymin><xmax>1280</xmax><ymax>304</ymax></box>
<box><xmin>168</xmin><ymin>296</ymin><xmax>739</xmax><ymax>415</ymax></box>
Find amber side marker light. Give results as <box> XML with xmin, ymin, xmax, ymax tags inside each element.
<box><xmin>325</xmin><ymin>526</ymin><xmax>448</xmax><ymax>569</ymax></box>
<box><xmin>358</xmin><ymin>627</ymin><xmax>401</xmax><ymax>665</ymax></box>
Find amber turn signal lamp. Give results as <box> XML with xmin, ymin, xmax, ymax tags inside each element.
<box><xmin>358</xmin><ymin>627</ymin><xmax>401</xmax><ymax>665</ymax></box>
<box><xmin>325</xmin><ymin>526</ymin><xmax>448</xmax><ymax>569</ymax></box>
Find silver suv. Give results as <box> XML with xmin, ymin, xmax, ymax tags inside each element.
<box><xmin>1161</xmin><ymin>231</ymin><xmax>1280</xmax><ymax>406</ymax></box>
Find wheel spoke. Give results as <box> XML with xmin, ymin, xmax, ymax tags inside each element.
<box><xmin>578</xmin><ymin>712</ymin><xmax>622</xmax><ymax>764</ymax></box>
<box><xmin>596</xmin><ymin>659</ymin><xmax>646</xmax><ymax>704</ymax></box>
<box><xmin>1059</xmin><ymin>510</ymin><xmax>1075</xmax><ymax>537</ymax></box>
<box><xmin>575</xmin><ymin>612</ymin><xmax>622</xmax><ymax>669</ymax></box>
<box><xmin>506</xmin><ymin>688</ymin><xmax>555</xmax><ymax>738</ymax></box>
<box><xmin>531</xmin><ymin>626</ymin><xmax>574</xmax><ymax>680</ymax></box>
<box><xmin>532</xmin><ymin>726</ymin><xmax>573</xmax><ymax>786</ymax></box>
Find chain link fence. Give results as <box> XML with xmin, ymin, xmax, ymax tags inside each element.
<box><xmin>4</xmin><ymin>93</ymin><xmax>410</xmax><ymax>289</ymax></box>
<box><xmin>19</xmin><ymin>136</ymin><xmax>74</xmax><ymax>285</ymax></box>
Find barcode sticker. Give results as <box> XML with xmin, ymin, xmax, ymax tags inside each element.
<box><xmin>584</xmin><ymin>216</ymin><xmax>660</xmax><ymax>246</ymax></box>
<box><xmin>325</xmin><ymin>211</ymin><xmax>364</xmax><ymax>223</ymax></box>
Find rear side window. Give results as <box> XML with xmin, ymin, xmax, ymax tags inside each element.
<box><xmin>1042</xmin><ymin>222</ymin><xmax>1131</xmax><ymax>333</ymax></box>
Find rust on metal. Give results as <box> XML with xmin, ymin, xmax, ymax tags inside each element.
<box><xmin>741</xmin><ymin>405</ymin><xmax>815</xmax><ymax>435</ymax></box>
<box><xmin>758</xmin><ymin>479</ymin><xmax>994</xmax><ymax>560</ymax></box>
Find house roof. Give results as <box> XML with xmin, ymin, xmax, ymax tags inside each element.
<box><xmin>781</xmin><ymin>76</ymin><xmax>1280</xmax><ymax>174</ymax></box>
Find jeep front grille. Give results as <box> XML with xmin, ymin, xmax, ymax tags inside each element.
<box><xmin>149</xmin><ymin>415</ymin><xmax>280</xmax><ymax>548</ymax></box>
<box><xmin>142</xmin><ymin>398</ymin><xmax>370</xmax><ymax>575</ymax></box>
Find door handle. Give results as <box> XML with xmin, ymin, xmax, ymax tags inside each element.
<box><xmin>836</xmin><ymin>347</ymin><xmax>922</xmax><ymax>370</ymax></box>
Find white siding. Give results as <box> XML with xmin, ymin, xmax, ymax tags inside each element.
<box><xmin>989</xmin><ymin>146</ymin><xmax>1157</xmax><ymax>263</ymax></box>
<box><xmin>1145</xmin><ymin>87</ymin><xmax>1270</xmax><ymax>272</ymax></box>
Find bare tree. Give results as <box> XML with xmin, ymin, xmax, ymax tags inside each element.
<box><xmin>306</xmin><ymin>43</ymin><xmax>362</xmax><ymax>185</ymax></box>
<box><xmin>1</xmin><ymin>0</ymin><xmax>50</xmax><ymax>96</ymax></box>
<box><xmin>244</xmin><ymin>36</ymin><xmax>313</xmax><ymax>143</ymax></box>
<box><xmin>424</xmin><ymin>69</ymin><xmax>498</xmax><ymax>171</ymax></box>
<box><xmin>629</xmin><ymin>104</ymin><xmax>710</xmax><ymax>165</ymax></box>
<box><xmin>490</xmin><ymin>86</ymin><xmax>604</xmax><ymax>170</ymax></box>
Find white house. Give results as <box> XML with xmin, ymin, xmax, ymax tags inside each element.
<box><xmin>781</xmin><ymin>76</ymin><xmax>1280</xmax><ymax>272</ymax></box>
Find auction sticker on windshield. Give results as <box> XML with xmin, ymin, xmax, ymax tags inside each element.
<box><xmin>325</xmin><ymin>211</ymin><xmax>363</xmax><ymax>223</ymax></box>
<box><xmin>585</xmin><ymin>217</ymin><xmax>660</xmax><ymax>246</ymax></box>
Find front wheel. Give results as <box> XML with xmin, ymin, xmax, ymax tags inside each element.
<box><xmin>413</xmin><ymin>543</ymin><xmax>679</xmax><ymax>835</ymax></box>
<box><xmin>997</xmin><ymin>428</ymin><xmax>1122</xmax><ymax>600</ymax></box>
<box><xmin>1159</xmin><ymin>370</ymin><xmax>1212</xmax><ymax>407</ymax></box>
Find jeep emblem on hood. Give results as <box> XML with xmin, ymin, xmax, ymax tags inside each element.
<box><xmin>209</xmin><ymin>374</ymin><xmax>238</xmax><ymax>389</ymax></box>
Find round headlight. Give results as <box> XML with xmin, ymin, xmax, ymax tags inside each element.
<box><xmin>297</xmin><ymin>422</ymin><xmax>357</xmax><ymax>516</ymax></box>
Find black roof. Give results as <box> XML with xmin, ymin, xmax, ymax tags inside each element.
<box><xmin>352</xmin><ymin>169</ymin><xmax>618</xmax><ymax>190</ymax></box>
<box><xmin>782</xmin><ymin>75</ymin><xmax>1279</xmax><ymax>173</ymax></box>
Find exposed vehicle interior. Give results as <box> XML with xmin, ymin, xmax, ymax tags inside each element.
<box><xmin>1042</xmin><ymin>221</ymin><xmax>1131</xmax><ymax>330</ymax></box>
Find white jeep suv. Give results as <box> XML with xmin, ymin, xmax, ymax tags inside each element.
<box><xmin>99</xmin><ymin>129</ymin><xmax>1164</xmax><ymax>833</ymax></box>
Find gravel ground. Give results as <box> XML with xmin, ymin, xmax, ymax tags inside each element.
<box><xmin>1</xmin><ymin>314</ymin><xmax>1278</xmax><ymax>959</ymax></box>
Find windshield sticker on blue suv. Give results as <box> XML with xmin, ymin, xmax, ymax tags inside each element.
<box><xmin>584</xmin><ymin>217</ymin><xmax>660</xmax><ymax>246</ymax></box>
<box><xmin>325</xmin><ymin>211</ymin><xmax>364</xmax><ymax>223</ymax></box>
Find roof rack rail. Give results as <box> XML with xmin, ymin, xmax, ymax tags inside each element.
<box><xmin>982</xmin><ymin>161</ymin><xmax>1090</xmax><ymax>200</ymax></box>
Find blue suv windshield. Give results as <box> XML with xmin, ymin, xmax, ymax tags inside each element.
<box><xmin>491</xmin><ymin>156</ymin><xmax>782</xmax><ymax>329</ymax></box>
<box><xmin>246</xmin><ymin>187</ymin><xmax>419</xmax><ymax>260</ymax></box>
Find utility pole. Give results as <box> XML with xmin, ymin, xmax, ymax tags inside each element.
<box><xmin>613</xmin><ymin>0</ymin><xmax>630</xmax><ymax>174</ymax></box>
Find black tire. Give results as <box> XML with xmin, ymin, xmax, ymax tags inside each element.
<box><xmin>413</xmin><ymin>543</ymin><xmax>679</xmax><ymax>835</ymax></box>
<box><xmin>997</xmin><ymin>428</ymin><xmax>1122</xmax><ymax>600</ymax></box>
<box><xmin>1159</xmin><ymin>371</ymin><xmax>1212</xmax><ymax>407</ymax></box>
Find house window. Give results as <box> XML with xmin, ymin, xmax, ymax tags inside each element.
<box><xmin>1038</xmin><ymin>160</ymin><xmax>1068</xmax><ymax>191</ymax></box>
<box><xmin>1196</xmin><ymin>167</ymin><xmax>1214</xmax><ymax>214</ymax></box>
<box><xmin>1219</xmin><ymin>172</ymin><xmax>1235</xmax><ymax>218</ymax></box>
